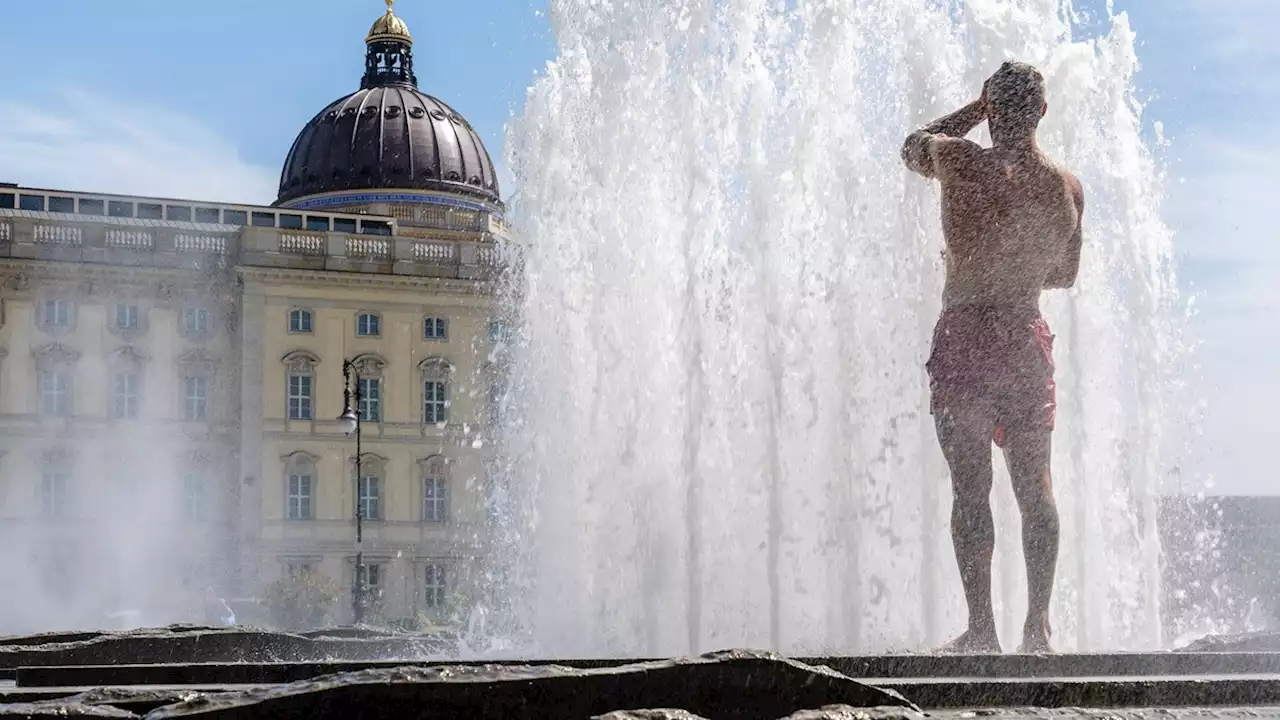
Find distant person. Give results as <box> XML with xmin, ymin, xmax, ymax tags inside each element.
<box><xmin>203</xmin><ymin>586</ymin><xmax>236</xmax><ymax>627</ymax></box>
<box><xmin>900</xmin><ymin>61</ymin><xmax>1084</xmax><ymax>653</ymax></box>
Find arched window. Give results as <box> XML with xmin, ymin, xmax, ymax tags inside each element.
<box><xmin>353</xmin><ymin>453</ymin><xmax>387</xmax><ymax>521</ymax></box>
<box><xmin>282</xmin><ymin>350</ymin><xmax>320</xmax><ymax>421</ymax></box>
<box><xmin>283</xmin><ymin>451</ymin><xmax>319</xmax><ymax>521</ymax></box>
<box><xmin>34</xmin><ymin>343</ymin><xmax>80</xmax><ymax>417</ymax></box>
<box><xmin>289</xmin><ymin>308</ymin><xmax>314</xmax><ymax>334</ymax></box>
<box><xmin>108</xmin><ymin>346</ymin><xmax>147</xmax><ymax>421</ymax></box>
<box><xmin>418</xmin><ymin>455</ymin><xmax>449</xmax><ymax>523</ymax></box>
<box><xmin>418</xmin><ymin>357</ymin><xmax>453</xmax><ymax>426</ymax></box>
<box><xmin>351</xmin><ymin>354</ymin><xmax>386</xmax><ymax>422</ymax></box>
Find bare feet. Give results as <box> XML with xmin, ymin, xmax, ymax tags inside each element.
<box><xmin>935</xmin><ymin>628</ymin><xmax>1001</xmax><ymax>654</ymax></box>
<box><xmin>1017</xmin><ymin>617</ymin><xmax>1053</xmax><ymax>654</ymax></box>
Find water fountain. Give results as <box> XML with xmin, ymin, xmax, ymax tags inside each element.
<box><xmin>496</xmin><ymin>0</ymin><xmax>1192</xmax><ymax>658</ymax></box>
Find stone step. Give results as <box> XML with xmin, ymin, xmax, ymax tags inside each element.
<box><xmin>19</xmin><ymin>653</ymin><xmax>1280</xmax><ymax>688</ymax></box>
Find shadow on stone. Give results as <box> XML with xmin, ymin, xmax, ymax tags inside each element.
<box><xmin>142</xmin><ymin>651</ymin><xmax>914</xmax><ymax>720</ymax></box>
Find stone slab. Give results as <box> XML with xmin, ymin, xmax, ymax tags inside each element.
<box><xmin>0</xmin><ymin>627</ymin><xmax>453</xmax><ymax>672</ymax></box>
<box><xmin>24</xmin><ymin>653</ymin><xmax>1280</xmax><ymax>688</ymax></box>
<box><xmin>130</xmin><ymin>653</ymin><xmax>914</xmax><ymax>719</ymax></box>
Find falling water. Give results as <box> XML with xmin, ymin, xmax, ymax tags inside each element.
<box><xmin>497</xmin><ymin>0</ymin><xmax>1189</xmax><ymax>656</ymax></box>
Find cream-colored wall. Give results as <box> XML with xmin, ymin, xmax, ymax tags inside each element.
<box><xmin>252</xmin><ymin>276</ymin><xmax>497</xmax><ymax>622</ymax></box>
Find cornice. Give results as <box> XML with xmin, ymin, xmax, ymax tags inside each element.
<box><xmin>236</xmin><ymin>265</ymin><xmax>496</xmax><ymax>297</ymax></box>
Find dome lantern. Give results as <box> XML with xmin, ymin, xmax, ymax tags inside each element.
<box><xmin>362</xmin><ymin>0</ymin><xmax>416</xmax><ymax>89</ymax></box>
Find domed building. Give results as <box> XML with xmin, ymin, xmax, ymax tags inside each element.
<box><xmin>275</xmin><ymin>0</ymin><xmax>504</xmax><ymax>234</ymax></box>
<box><xmin>0</xmin><ymin>0</ymin><xmax>508</xmax><ymax>632</ymax></box>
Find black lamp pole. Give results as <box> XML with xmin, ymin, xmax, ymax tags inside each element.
<box><xmin>339</xmin><ymin>360</ymin><xmax>365</xmax><ymax>625</ymax></box>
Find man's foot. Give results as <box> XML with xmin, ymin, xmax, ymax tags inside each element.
<box><xmin>934</xmin><ymin>628</ymin><xmax>1001</xmax><ymax>654</ymax></box>
<box><xmin>1017</xmin><ymin>618</ymin><xmax>1053</xmax><ymax>654</ymax></box>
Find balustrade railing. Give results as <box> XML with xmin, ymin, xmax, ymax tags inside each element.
<box><xmin>0</xmin><ymin>215</ymin><xmax>504</xmax><ymax>274</ymax></box>
<box><xmin>278</xmin><ymin>233</ymin><xmax>326</xmax><ymax>256</ymax></box>
<box><xmin>105</xmin><ymin>229</ymin><xmax>154</xmax><ymax>251</ymax></box>
<box><xmin>34</xmin><ymin>224</ymin><xmax>82</xmax><ymax>246</ymax></box>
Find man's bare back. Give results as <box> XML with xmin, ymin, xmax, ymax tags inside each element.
<box><xmin>900</xmin><ymin>62</ymin><xmax>1084</xmax><ymax>654</ymax></box>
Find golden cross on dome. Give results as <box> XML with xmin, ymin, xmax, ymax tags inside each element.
<box><xmin>385</xmin><ymin>0</ymin><xmax>395</xmax><ymax>11</ymax></box>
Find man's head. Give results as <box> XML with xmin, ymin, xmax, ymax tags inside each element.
<box><xmin>984</xmin><ymin>61</ymin><xmax>1046</xmax><ymax>137</ymax></box>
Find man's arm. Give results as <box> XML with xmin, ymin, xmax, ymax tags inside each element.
<box><xmin>1045</xmin><ymin>175</ymin><xmax>1084</xmax><ymax>289</ymax></box>
<box><xmin>900</xmin><ymin>99</ymin><xmax>987</xmax><ymax>179</ymax></box>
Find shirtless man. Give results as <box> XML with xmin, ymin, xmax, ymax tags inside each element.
<box><xmin>900</xmin><ymin>61</ymin><xmax>1084</xmax><ymax>654</ymax></box>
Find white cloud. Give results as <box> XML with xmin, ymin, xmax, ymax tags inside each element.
<box><xmin>0</xmin><ymin>89</ymin><xmax>276</xmax><ymax>204</ymax></box>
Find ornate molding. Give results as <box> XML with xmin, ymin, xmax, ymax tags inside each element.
<box><xmin>282</xmin><ymin>450</ymin><xmax>320</xmax><ymax>470</ymax></box>
<box><xmin>416</xmin><ymin>453</ymin><xmax>448</xmax><ymax>477</ymax></box>
<box><xmin>177</xmin><ymin>348</ymin><xmax>220</xmax><ymax>377</ymax></box>
<box><xmin>281</xmin><ymin>350</ymin><xmax>320</xmax><ymax>374</ymax></box>
<box><xmin>33</xmin><ymin>342</ymin><xmax>80</xmax><ymax>366</ymax></box>
<box><xmin>349</xmin><ymin>452</ymin><xmax>389</xmax><ymax>473</ymax></box>
<box><xmin>350</xmin><ymin>352</ymin><xmax>387</xmax><ymax>377</ymax></box>
<box><xmin>417</xmin><ymin>356</ymin><xmax>454</xmax><ymax>380</ymax></box>
<box><xmin>109</xmin><ymin>345</ymin><xmax>148</xmax><ymax>370</ymax></box>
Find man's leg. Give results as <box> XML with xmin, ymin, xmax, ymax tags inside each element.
<box><xmin>935</xmin><ymin>405</ymin><xmax>1000</xmax><ymax>652</ymax></box>
<box><xmin>1000</xmin><ymin>425</ymin><xmax>1059</xmax><ymax>653</ymax></box>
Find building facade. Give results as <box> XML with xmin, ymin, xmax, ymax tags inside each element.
<box><xmin>0</xmin><ymin>1</ymin><xmax>507</xmax><ymax>632</ymax></box>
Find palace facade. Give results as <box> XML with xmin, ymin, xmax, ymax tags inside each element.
<box><xmin>0</xmin><ymin>1</ymin><xmax>508</xmax><ymax>630</ymax></box>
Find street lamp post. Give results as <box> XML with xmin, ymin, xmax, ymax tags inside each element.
<box><xmin>337</xmin><ymin>360</ymin><xmax>365</xmax><ymax>625</ymax></box>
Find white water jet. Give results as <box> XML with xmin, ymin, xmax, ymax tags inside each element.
<box><xmin>498</xmin><ymin>0</ymin><xmax>1190</xmax><ymax>656</ymax></box>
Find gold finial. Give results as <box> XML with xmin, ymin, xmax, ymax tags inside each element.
<box><xmin>367</xmin><ymin>0</ymin><xmax>412</xmax><ymax>44</ymax></box>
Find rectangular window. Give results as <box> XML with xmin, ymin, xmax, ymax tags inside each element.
<box><xmin>287</xmin><ymin>473</ymin><xmax>313</xmax><ymax>520</ymax></box>
<box><xmin>356</xmin><ymin>313</ymin><xmax>380</xmax><ymax>337</ymax></box>
<box><xmin>288</xmin><ymin>308</ymin><xmax>312</xmax><ymax>333</ymax></box>
<box><xmin>19</xmin><ymin>194</ymin><xmax>45</xmax><ymax>211</ymax></box>
<box><xmin>182</xmin><ymin>473</ymin><xmax>205</xmax><ymax>520</ymax></box>
<box><xmin>78</xmin><ymin>198</ymin><xmax>104</xmax><ymax>215</ymax></box>
<box><xmin>423</xmin><ymin>476</ymin><xmax>448</xmax><ymax>522</ymax></box>
<box><xmin>423</xmin><ymin>317</ymin><xmax>448</xmax><ymax>340</ymax></box>
<box><xmin>182</xmin><ymin>307</ymin><xmax>210</xmax><ymax>335</ymax></box>
<box><xmin>333</xmin><ymin>218</ymin><xmax>357</xmax><ymax>234</ymax></box>
<box><xmin>39</xmin><ymin>369</ymin><xmax>72</xmax><ymax>416</ymax></box>
<box><xmin>108</xmin><ymin>200</ymin><xmax>133</xmax><ymax>218</ymax></box>
<box><xmin>0</xmin><ymin>193</ymin><xmax>14</xmax><ymax>209</ymax></box>
<box><xmin>487</xmin><ymin>320</ymin><xmax>511</xmax><ymax>344</ymax></box>
<box><xmin>423</xmin><ymin>563</ymin><xmax>447</xmax><ymax>610</ymax></box>
<box><xmin>358</xmin><ymin>377</ymin><xmax>380</xmax><ymax>422</ymax></box>
<box><xmin>166</xmin><ymin>205</ymin><xmax>192</xmax><ymax>222</ymax></box>
<box><xmin>279</xmin><ymin>213</ymin><xmax>303</xmax><ymax>229</ymax></box>
<box><xmin>113</xmin><ymin>372</ymin><xmax>140</xmax><ymax>420</ymax></box>
<box><xmin>306</xmin><ymin>216</ymin><xmax>331</xmax><ymax>232</ymax></box>
<box><xmin>201</xmin><ymin>207</ymin><xmax>229</xmax><ymax>224</ymax></box>
<box><xmin>183</xmin><ymin>376</ymin><xmax>208</xmax><ymax>421</ymax></box>
<box><xmin>251</xmin><ymin>211</ymin><xmax>276</xmax><ymax>227</ymax></box>
<box><xmin>357</xmin><ymin>475</ymin><xmax>381</xmax><ymax>521</ymax></box>
<box><xmin>287</xmin><ymin>374</ymin><xmax>313</xmax><ymax>420</ymax></box>
<box><xmin>115</xmin><ymin>303</ymin><xmax>139</xmax><ymax>330</ymax></box>
<box><xmin>48</xmin><ymin>196</ymin><xmax>75</xmax><ymax>213</ymax></box>
<box><xmin>356</xmin><ymin>563</ymin><xmax>382</xmax><ymax>591</ymax></box>
<box><xmin>285</xmin><ymin>561</ymin><xmax>314</xmax><ymax>578</ymax></box>
<box><xmin>137</xmin><ymin>203</ymin><xmax>163</xmax><ymax>220</ymax></box>
<box><xmin>423</xmin><ymin>381</ymin><xmax>448</xmax><ymax>425</ymax></box>
<box><xmin>43</xmin><ymin>298</ymin><xmax>70</xmax><ymax>327</ymax></box>
<box><xmin>40</xmin><ymin>470</ymin><xmax>70</xmax><ymax>518</ymax></box>
<box><xmin>360</xmin><ymin>220</ymin><xmax>392</xmax><ymax>236</ymax></box>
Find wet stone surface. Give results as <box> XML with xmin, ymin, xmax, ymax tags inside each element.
<box><xmin>0</xmin><ymin>625</ymin><xmax>455</xmax><ymax>671</ymax></box>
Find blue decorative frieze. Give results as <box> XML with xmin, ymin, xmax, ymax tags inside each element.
<box><xmin>283</xmin><ymin>192</ymin><xmax>501</xmax><ymax>217</ymax></box>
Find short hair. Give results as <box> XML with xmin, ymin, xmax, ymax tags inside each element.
<box><xmin>986</xmin><ymin>61</ymin><xmax>1046</xmax><ymax>132</ymax></box>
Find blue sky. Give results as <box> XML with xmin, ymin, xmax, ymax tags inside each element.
<box><xmin>0</xmin><ymin>0</ymin><xmax>1273</xmax><ymax>493</ymax></box>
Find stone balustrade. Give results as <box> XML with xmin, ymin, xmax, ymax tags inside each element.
<box><xmin>0</xmin><ymin>216</ymin><xmax>505</xmax><ymax>279</ymax></box>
